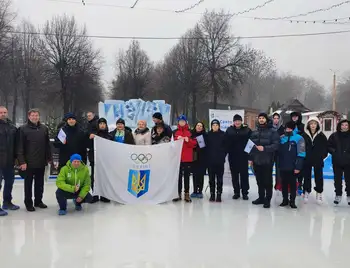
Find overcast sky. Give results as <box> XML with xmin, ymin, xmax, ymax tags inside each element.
<box><xmin>12</xmin><ymin>0</ymin><xmax>350</xmax><ymax>91</ymax></box>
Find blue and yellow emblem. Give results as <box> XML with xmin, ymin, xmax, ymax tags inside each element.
<box><xmin>127</xmin><ymin>169</ymin><xmax>150</xmax><ymax>198</ymax></box>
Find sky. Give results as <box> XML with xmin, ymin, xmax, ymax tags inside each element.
<box><xmin>11</xmin><ymin>0</ymin><xmax>350</xmax><ymax>91</ymax></box>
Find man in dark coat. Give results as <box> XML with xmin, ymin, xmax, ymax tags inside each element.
<box><xmin>0</xmin><ymin>106</ymin><xmax>19</xmax><ymax>216</ymax></box>
<box><xmin>225</xmin><ymin>114</ymin><xmax>251</xmax><ymax>200</ymax></box>
<box><xmin>152</xmin><ymin>112</ymin><xmax>172</xmax><ymax>139</ymax></box>
<box><xmin>328</xmin><ymin>119</ymin><xmax>350</xmax><ymax>205</ymax></box>
<box><xmin>249</xmin><ymin>113</ymin><xmax>280</xmax><ymax>208</ymax></box>
<box><xmin>17</xmin><ymin>109</ymin><xmax>52</xmax><ymax>211</ymax></box>
<box><xmin>271</xmin><ymin>112</ymin><xmax>285</xmax><ymax>192</ymax></box>
<box><xmin>54</xmin><ymin>113</ymin><xmax>88</xmax><ymax>170</ymax></box>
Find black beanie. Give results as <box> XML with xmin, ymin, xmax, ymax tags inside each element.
<box><xmin>98</xmin><ymin>118</ymin><xmax>107</xmax><ymax>124</ymax></box>
<box><xmin>258</xmin><ymin>113</ymin><xmax>269</xmax><ymax>121</ymax></box>
<box><xmin>233</xmin><ymin>114</ymin><xmax>243</xmax><ymax>122</ymax></box>
<box><xmin>116</xmin><ymin>118</ymin><xmax>125</xmax><ymax>125</ymax></box>
<box><xmin>285</xmin><ymin>121</ymin><xmax>296</xmax><ymax>130</ymax></box>
<box><xmin>211</xmin><ymin>119</ymin><xmax>220</xmax><ymax>127</ymax></box>
<box><xmin>152</xmin><ymin>112</ymin><xmax>163</xmax><ymax>120</ymax></box>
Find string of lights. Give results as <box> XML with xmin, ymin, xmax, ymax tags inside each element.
<box><xmin>131</xmin><ymin>0</ymin><xmax>140</xmax><ymax>9</ymax></box>
<box><xmin>45</xmin><ymin>0</ymin><xmax>275</xmax><ymax>16</ymax></box>
<box><xmin>7</xmin><ymin>29</ymin><xmax>350</xmax><ymax>40</ymax></box>
<box><xmin>175</xmin><ymin>0</ymin><xmax>204</xmax><ymax>13</ymax></box>
<box><xmin>286</xmin><ymin>17</ymin><xmax>350</xmax><ymax>24</ymax></box>
<box><xmin>253</xmin><ymin>0</ymin><xmax>350</xmax><ymax>20</ymax></box>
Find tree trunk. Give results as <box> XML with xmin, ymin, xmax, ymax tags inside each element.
<box><xmin>12</xmin><ymin>86</ymin><xmax>18</xmax><ymax>124</ymax></box>
<box><xmin>191</xmin><ymin>89</ymin><xmax>197</xmax><ymax>124</ymax></box>
<box><xmin>211</xmin><ymin>72</ymin><xmax>218</xmax><ymax>109</ymax></box>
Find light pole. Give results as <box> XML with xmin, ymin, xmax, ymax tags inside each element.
<box><xmin>330</xmin><ymin>69</ymin><xmax>338</xmax><ymax>111</ymax></box>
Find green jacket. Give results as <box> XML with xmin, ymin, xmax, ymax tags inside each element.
<box><xmin>56</xmin><ymin>161</ymin><xmax>91</xmax><ymax>199</ymax></box>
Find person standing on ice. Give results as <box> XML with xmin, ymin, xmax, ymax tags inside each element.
<box><xmin>278</xmin><ymin>121</ymin><xmax>306</xmax><ymax>209</ymax></box>
<box><xmin>328</xmin><ymin>119</ymin><xmax>350</xmax><ymax>205</ymax></box>
<box><xmin>249</xmin><ymin>113</ymin><xmax>280</xmax><ymax>208</ymax></box>
<box><xmin>271</xmin><ymin>112</ymin><xmax>284</xmax><ymax>193</ymax></box>
<box><xmin>303</xmin><ymin>117</ymin><xmax>328</xmax><ymax>204</ymax></box>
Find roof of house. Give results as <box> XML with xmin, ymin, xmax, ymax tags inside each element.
<box><xmin>279</xmin><ymin>99</ymin><xmax>312</xmax><ymax>113</ymax></box>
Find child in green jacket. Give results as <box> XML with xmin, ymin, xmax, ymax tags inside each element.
<box><xmin>56</xmin><ymin>154</ymin><xmax>92</xmax><ymax>215</ymax></box>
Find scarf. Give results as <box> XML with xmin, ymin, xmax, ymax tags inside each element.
<box><xmin>114</xmin><ymin>130</ymin><xmax>125</xmax><ymax>143</ymax></box>
<box><xmin>135</xmin><ymin>127</ymin><xmax>149</xmax><ymax>135</ymax></box>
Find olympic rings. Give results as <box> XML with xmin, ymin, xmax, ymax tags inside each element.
<box><xmin>130</xmin><ymin>153</ymin><xmax>152</xmax><ymax>164</ymax></box>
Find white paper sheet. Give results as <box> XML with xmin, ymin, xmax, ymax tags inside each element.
<box><xmin>58</xmin><ymin>129</ymin><xmax>66</xmax><ymax>144</ymax></box>
<box><xmin>244</xmin><ymin>139</ymin><xmax>255</xmax><ymax>153</ymax></box>
<box><xmin>196</xmin><ymin>135</ymin><xmax>206</xmax><ymax>148</ymax></box>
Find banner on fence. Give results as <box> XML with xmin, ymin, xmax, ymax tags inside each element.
<box><xmin>208</xmin><ymin>109</ymin><xmax>245</xmax><ymax>132</ymax></box>
<box><xmin>94</xmin><ymin>137</ymin><xmax>183</xmax><ymax>204</ymax></box>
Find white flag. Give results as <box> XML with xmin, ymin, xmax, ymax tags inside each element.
<box><xmin>94</xmin><ymin>136</ymin><xmax>183</xmax><ymax>204</ymax></box>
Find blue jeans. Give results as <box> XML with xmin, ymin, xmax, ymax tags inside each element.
<box><xmin>0</xmin><ymin>167</ymin><xmax>15</xmax><ymax>203</ymax></box>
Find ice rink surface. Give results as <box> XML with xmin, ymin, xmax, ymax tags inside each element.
<box><xmin>1</xmin><ymin>179</ymin><xmax>349</xmax><ymax>268</ymax></box>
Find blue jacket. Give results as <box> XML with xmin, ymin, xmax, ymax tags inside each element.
<box><xmin>279</xmin><ymin>132</ymin><xmax>306</xmax><ymax>171</ymax></box>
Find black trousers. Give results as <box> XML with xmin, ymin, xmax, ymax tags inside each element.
<box><xmin>274</xmin><ymin>156</ymin><xmax>282</xmax><ymax>189</ymax></box>
<box><xmin>333</xmin><ymin>165</ymin><xmax>350</xmax><ymax>196</ymax></box>
<box><xmin>24</xmin><ymin>167</ymin><xmax>45</xmax><ymax>207</ymax></box>
<box><xmin>281</xmin><ymin>170</ymin><xmax>297</xmax><ymax>202</ymax></box>
<box><xmin>208</xmin><ymin>163</ymin><xmax>224</xmax><ymax>194</ymax></box>
<box><xmin>90</xmin><ymin>162</ymin><xmax>95</xmax><ymax>191</ymax></box>
<box><xmin>178</xmin><ymin>162</ymin><xmax>192</xmax><ymax>194</ymax></box>
<box><xmin>192</xmin><ymin>161</ymin><xmax>206</xmax><ymax>194</ymax></box>
<box><xmin>254</xmin><ymin>164</ymin><xmax>273</xmax><ymax>201</ymax></box>
<box><xmin>56</xmin><ymin>189</ymin><xmax>93</xmax><ymax>210</ymax></box>
<box><xmin>230</xmin><ymin>161</ymin><xmax>249</xmax><ymax>195</ymax></box>
<box><xmin>303</xmin><ymin>164</ymin><xmax>324</xmax><ymax>194</ymax></box>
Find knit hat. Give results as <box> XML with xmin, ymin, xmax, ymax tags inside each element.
<box><xmin>98</xmin><ymin>118</ymin><xmax>107</xmax><ymax>124</ymax></box>
<box><xmin>233</xmin><ymin>114</ymin><xmax>243</xmax><ymax>122</ymax></box>
<box><xmin>153</xmin><ymin>112</ymin><xmax>163</xmax><ymax>120</ymax></box>
<box><xmin>116</xmin><ymin>118</ymin><xmax>125</xmax><ymax>125</ymax></box>
<box><xmin>258</xmin><ymin>112</ymin><xmax>269</xmax><ymax>121</ymax></box>
<box><xmin>272</xmin><ymin>112</ymin><xmax>280</xmax><ymax>118</ymax></box>
<box><xmin>64</xmin><ymin>112</ymin><xmax>76</xmax><ymax>120</ymax></box>
<box><xmin>70</xmin><ymin>154</ymin><xmax>82</xmax><ymax>163</ymax></box>
<box><xmin>178</xmin><ymin>114</ymin><xmax>187</xmax><ymax>122</ymax></box>
<box><xmin>285</xmin><ymin>121</ymin><xmax>296</xmax><ymax>130</ymax></box>
<box><xmin>211</xmin><ymin>119</ymin><xmax>220</xmax><ymax>127</ymax></box>
<box><xmin>155</xmin><ymin>122</ymin><xmax>165</xmax><ymax>129</ymax></box>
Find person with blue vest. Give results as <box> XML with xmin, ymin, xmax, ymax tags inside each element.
<box><xmin>279</xmin><ymin>121</ymin><xmax>306</xmax><ymax>209</ymax></box>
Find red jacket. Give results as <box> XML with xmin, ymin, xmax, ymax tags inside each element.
<box><xmin>174</xmin><ymin>124</ymin><xmax>197</xmax><ymax>162</ymax></box>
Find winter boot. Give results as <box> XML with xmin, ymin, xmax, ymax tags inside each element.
<box><xmin>290</xmin><ymin>201</ymin><xmax>297</xmax><ymax>209</ymax></box>
<box><xmin>172</xmin><ymin>194</ymin><xmax>182</xmax><ymax>202</ymax></box>
<box><xmin>263</xmin><ymin>199</ymin><xmax>271</xmax><ymax>209</ymax></box>
<box><xmin>242</xmin><ymin>195</ymin><xmax>249</xmax><ymax>201</ymax></box>
<box><xmin>316</xmin><ymin>193</ymin><xmax>323</xmax><ymax>205</ymax></box>
<box><xmin>280</xmin><ymin>199</ymin><xmax>289</xmax><ymax>207</ymax></box>
<box><xmin>216</xmin><ymin>194</ymin><xmax>222</xmax><ymax>203</ymax></box>
<box><xmin>184</xmin><ymin>193</ymin><xmax>192</xmax><ymax>203</ymax></box>
<box><xmin>232</xmin><ymin>194</ymin><xmax>240</xmax><ymax>200</ymax></box>
<box><xmin>303</xmin><ymin>192</ymin><xmax>310</xmax><ymax>204</ymax></box>
<box><xmin>209</xmin><ymin>193</ymin><xmax>215</xmax><ymax>202</ymax></box>
<box><xmin>91</xmin><ymin>196</ymin><xmax>100</xmax><ymax>204</ymax></box>
<box><xmin>252</xmin><ymin>198</ymin><xmax>264</xmax><ymax>205</ymax></box>
<box><xmin>0</xmin><ymin>208</ymin><xmax>8</xmax><ymax>217</ymax></box>
<box><xmin>334</xmin><ymin>195</ymin><xmax>342</xmax><ymax>205</ymax></box>
<box><xmin>2</xmin><ymin>201</ymin><xmax>20</xmax><ymax>210</ymax></box>
<box><xmin>100</xmin><ymin>197</ymin><xmax>110</xmax><ymax>203</ymax></box>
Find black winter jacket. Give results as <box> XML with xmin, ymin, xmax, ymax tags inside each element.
<box><xmin>206</xmin><ymin>130</ymin><xmax>226</xmax><ymax>166</ymax></box>
<box><xmin>290</xmin><ymin>112</ymin><xmax>305</xmax><ymax>135</ymax></box>
<box><xmin>304</xmin><ymin>130</ymin><xmax>328</xmax><ymax>167</ymax></box>
<box><xmin>0</xmin><ymin>119</ymin><xmax>17</xmax><ymax>168</ymax></box>
<box><xmin>17</xmin><ymin>121</ymin><xmax>52</xmax><ymax>168</ymax></box>
<box><xmin>87</xmin><ymin>115</ymin><xmax>99</xmax><ymax>162</ymax></box>
<box><xmin>151</xmin><ymin>123</ymin><xmax>173</xmax><ymax>139</ymax></box>
<box><xmin>328</xmin><ymin>120</ymin><xmax>350</xmax><ymax>166</ymax></box>
<box><xmin>225</xmin><ymin>125</ymin><xmax>251</xmax><ymax>163</ymax></box>
<box><xmin>191</xmin><ymin>128</ymin><xmax>208</xmax><ymax>165</ymax></box>
<box><xmin>54</xmin><ymin>124</ymin><xmax>88</xmax><ymax>167</ymax></box>
<box><xmin>249</xmin><ymin>124</ymin><xmax>280</xmax><ymax>165</ymax></box>
<box><xmin>109</xmin><ymin>129</ymin><xmax>135</xmax><ymax>145</ymax></box>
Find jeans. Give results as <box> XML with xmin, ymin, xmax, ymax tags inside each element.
<box><xmin>254</xmin><ymin>164</ymin><xmax>273</xmax><ymax>201</ymax></box>
<box><xmin>333</xmin><ymin>165</ymin><xmax>350</xmax><ymax>196</ymax></box>
<box><xmin>281</xmin><ymin>170</ymin><xmax>297</xmax><ymax>202</ymax></box>
<box><xmin>24</xmin><ymin>168</ymin><xmax>45</xmax><ymax>207</ymax></box>
<box><xmin>56</xmin><ymin>188</ymin><xmax>93</xmax><ymax>210</ymax></box>
<box><xmin>303</xmin><ymin>164</ymin><xmax>324</xmax><ymax>194</ymax></box>
<box><xmin>208</xmin><ymin>163</ymin><xmax>224</xmax><ymax>194</ymax></box>
<box><xmin>230</xmin><ymin>161</ymin><xmax>249</xmax><ymax>196</ymax></box>
<box><xmin>0</xmin><ymin>167</ymin><xmax>15</xmax><ymax>203</ymax></box>
<box><xmin>178</xmin><ymin>162</ymin><xmax>192</xmax><ymax>195</ymax></box>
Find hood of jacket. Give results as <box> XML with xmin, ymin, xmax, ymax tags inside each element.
<box><xmin>271</xmin><ymin>116</ymin><xmax>284</xmax><ymax>130</ymax></box>
<box><xmin>290</xmin><ymin>112</ymin><xmax>302</xmax><ymax>124</ymax></box>
<box><xmin>305</xmin><ymin>116</ymin><xmax>321</xmax><ymax>135</ymax></box>
<box><xmin>337</xmin><ymin>119</ymin><xmax>350</xmax><ymax>132</ymax></box>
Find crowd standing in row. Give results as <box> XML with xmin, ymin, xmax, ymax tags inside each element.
<box><xmin>1</xmin><ymin>105</ymin><xmax>350</xmax><ymax>216</ymax></box>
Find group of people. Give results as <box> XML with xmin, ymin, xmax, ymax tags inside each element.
<box><xmin>1</xmin><ymin>104</ymin><xmax>350</xmax><ymax>216</ymax></box>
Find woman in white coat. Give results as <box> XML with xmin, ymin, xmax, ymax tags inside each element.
<box><xmin>133</xmin><ymin>120</ymin><xmax>152</xmax><ymax>145</ymax></box>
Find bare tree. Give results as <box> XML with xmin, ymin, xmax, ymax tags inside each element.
<box><xmin>195</xmin><ymin>10</ymin><xmax>250</xmax><ymax>108</ymax></box>
<box><xmin>111</xmin><ymin>40</ymin><xmax>153</xmax><ymax>100</ymax></box>
<box><xmin>38</xmin><ymin>14</ymin><xmax>98</xmax><ymax>114</ymax></box>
